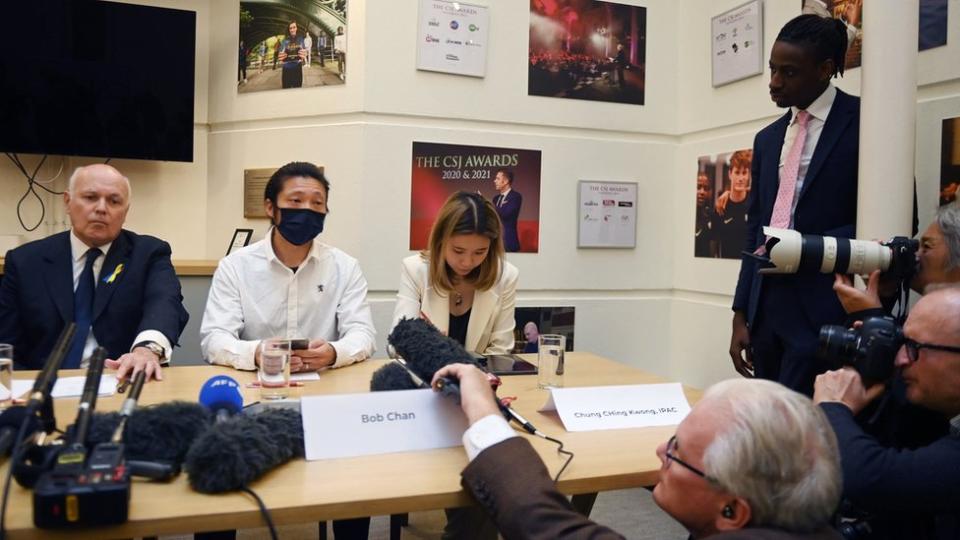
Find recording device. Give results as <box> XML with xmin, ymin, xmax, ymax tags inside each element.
<box><xmin>752</xmin><ymin>227</ymin><xmax>919</xmax><ymax>282</ymax></box>
<box><xmin>33</xmin><ymin>348</ymin><xmax>132</xmax><ymax>528</ymax></box>
<box><xmin>818</xmin><ymin>316</ymin><xmax>904</xmax><ymax>383</ymax></box>
<box><xmin>198</xmin><ymin>375</ymin><xmax>243</xmax><ymax>422</ymax></box>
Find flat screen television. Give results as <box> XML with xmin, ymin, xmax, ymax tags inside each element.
<box><xmin>0</xmin><ymin>0</ymin><xmax>196</xmax><ymax>162</ymax></box>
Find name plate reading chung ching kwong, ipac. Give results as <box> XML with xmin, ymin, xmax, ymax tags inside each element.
<box><xmin>540</xmin><ymin>383</ymin><xmax>692</xmax><ymax>432</ymax></box>
<box><xmin>300</xmin><ymin>389</ymin><xmax>469</xmax><ymax>460</ymax></box>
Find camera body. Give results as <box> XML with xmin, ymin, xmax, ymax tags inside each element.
<box><xmin>818</xmin><ymin>316</ymin><xmax>904</xmax><ymax>383</ymax></box>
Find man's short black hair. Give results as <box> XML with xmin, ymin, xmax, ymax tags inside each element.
<box><xmin>497</xmin><ymin>169</ymin><xmax>515</xmax><ymax>185</ymax></box>
<box><xmin>264</xmin><ymin>161</ymin><xmax>330</xmax><ymax>206</ymax></box>
<box><xmin>776</xmin><ymin>14</ymin><xmax>849</xmax><ymax>77</ymax></box>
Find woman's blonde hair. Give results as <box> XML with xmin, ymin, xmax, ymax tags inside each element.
<box><xmin>423</xmin><ymin>191</ymin><xmax>504</xmax><ymax>293</ymax></box>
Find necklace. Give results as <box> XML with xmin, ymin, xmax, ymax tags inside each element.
<box><xmin>454</xmin><ymin>291</ymin><xmax>463</xmax><ymax>306</ymax></box>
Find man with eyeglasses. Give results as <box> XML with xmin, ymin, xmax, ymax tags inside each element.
<box><xmin>814</xmin><ymin>285</ymin><xmax>960</xmax><ymax>540</ymax></box>
<box><xmin>434</xmin><ymin>363</ymin><xmax>843</xmax><ymax>539</ymax></box>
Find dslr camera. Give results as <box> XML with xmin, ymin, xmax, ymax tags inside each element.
<box><xmin>754</xmin><ymin>227</ymin><xmax>919</xmax><ymax>283</ymax></box>
<box><xmin>818</xmin><ymin>316</ymin><xmax>904</xmax><ymax>384</ymax></box>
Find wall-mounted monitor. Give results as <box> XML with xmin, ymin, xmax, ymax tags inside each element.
<box><xmin>0</xmin><ymin>0</ymin><xmax>196</xmax><ymax>162</ymax></box>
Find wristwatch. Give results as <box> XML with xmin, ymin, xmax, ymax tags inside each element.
<box><xmin>133</xmin><ymin>340</ymin><xmax>166</xmax><ymax>361</ymax></box>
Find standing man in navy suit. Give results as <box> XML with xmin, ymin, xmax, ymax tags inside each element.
<box><xmin>492</xmin><ymin>169</ymin><xmax>523</xmax><ymax>252</ymax></box>
<box><xmin>730</xmin><ymin>14</ymin><xmax>859</xmax><ymax>396</ymax></box>
<box><xmin>0</xmin><ymin>164</ymin><xmax>188</xmax><ymax>382</ymax></box>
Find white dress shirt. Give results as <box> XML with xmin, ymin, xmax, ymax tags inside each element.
<box><xmin>200</xmin><ymin>234</ymin><xmax>376</xmax><ymax>371</ymax></box>
<box><xmin>70</xmin><ymin>231</ymin><xmax>171</xmax><ymax>366</ymax></box>
<box><xmin>779</xmin><ymin>84</ymin><xmax>836</xmax><ymax>225</ymax></box>
<box><xmin>462</xmin><ymin>414</ymin><xmax>517</xmax><ymax>461</ymax></box>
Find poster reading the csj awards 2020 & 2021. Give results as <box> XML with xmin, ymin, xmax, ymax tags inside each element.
<box><xmin>410</xmin><ymin>142</ymin><xmax>542</xmax><ymax>253</ymax></box>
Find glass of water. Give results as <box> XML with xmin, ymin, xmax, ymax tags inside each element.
<box><xmin>537</xmin><ymin>334</ymin><xmax>566</xmax><ymax>389</ymax></box>
<box><xmin>0</xmin><ymin>344</ymin><xmax>13</xmax><ymax>408</ymax></box>
<box><xmin>259</xmin><ymin>338</ymin><xmax>290</xmax><ymax>400</ymax></box>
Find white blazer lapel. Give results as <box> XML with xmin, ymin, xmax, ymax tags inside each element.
<box><xmin>424</xmin><ymin>284</ymin><xmax>451</xmax><ymax>336</ymax></box>
<box><xmin>465</xmin><ymin>287</ymin><xmax>497</xmax><ymax>353</ymax></box>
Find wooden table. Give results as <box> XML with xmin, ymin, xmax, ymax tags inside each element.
<box><xmin>2</xmin><ymin>353</ymin><xmax>700</xmax><ymax>539</ymax></box>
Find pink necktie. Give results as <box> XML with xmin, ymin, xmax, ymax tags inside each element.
<box><xmin>769</xmin><ymin>110</ymin><xmax>810</xmax><ymax>230</ymax></box>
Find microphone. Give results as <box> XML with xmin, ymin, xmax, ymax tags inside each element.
<box><xmin>382</xmin><ymin>318</ymin><xmax>543</xmax><ymax>435</ymax></box>
<box><xmin>53</xmin><ymin>347</ymin><xmax>107</xmax><ymax>474</ymax></box>
<box><xmin>29</xmin><ymin>323</ymin><xmax>77</xmax><ymax>435</ymax></box>
<box><xmin>369</xmin><ymin>361</ymin><xmax>423</xmax><ymax>392</ymax></box>
<box><xmin>75</xmin><ymin>401</ymin><xmax>211</xmax><ymax>469</ymax></box>
<box><xmin>184</xmin><ymin>408</ymin><xmax>304</xmax><ymax>493</ymax></box>
<box><xmin>69</xmin><ymin>347</ymin><xmax>107</xmax><ymax>446</ymax></box>
<box><xmin>27</xmin><ymin>323</ymin><xmax>76</xmax><ymax>409</ymax></box>
<box><xmin>11</xmin><ymin>324</ymin><xmax>80</xmax><ymax>487</ymax></box>
<box><xmin>371</xmin><ymin>318</ymin><xmax>481</xmax><ymax>397</ymax></box>
<box><xmin>113</xmin><ymin>370</ymin><xmax>147</xmax><ymax>443</ymax></box>
<box><xmin>198</xmin><ymin>375</ymin><xmax>243</xmax><ymax>422</ymax></box>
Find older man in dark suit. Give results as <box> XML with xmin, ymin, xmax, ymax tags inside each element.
<box><xmin>433</xmin><ymin>364</ymin><xmax>843</xmax><ymax>539</ymax></box>
<box><xmin>730</xmin><ymin>14</ymin><xmax>860</xmax><ymax>395</ymax></box>
<box><xmin>0</xmin><ymin>164</ymin><xmax>188</xmax><ymax>381</ymax></box>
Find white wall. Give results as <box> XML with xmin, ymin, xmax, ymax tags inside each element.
<box><xmin>2</xmin><ymin>0</ymin><xmax>959</xmax><ymax>387</ymax></box>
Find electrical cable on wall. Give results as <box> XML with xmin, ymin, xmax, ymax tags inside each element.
<box><xmin>5</xmin><ymin>153</ymin><xmax>65</xmax><ymax>232</ymax></box>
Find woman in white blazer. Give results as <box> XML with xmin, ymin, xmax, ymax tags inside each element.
<box><xmin>392</xmin><ymin>191</ymin><xmax>519</xmax><ymax>355</ymax></box>
<box><xmin>392</xmin><ymin>191</ymin><xmax>517</xmax><ymax>539</ymax></box>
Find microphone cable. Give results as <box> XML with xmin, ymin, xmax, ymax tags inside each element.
<box><xmin>239</xmin><ymin>486</ymin><xmax>278</xmax><ymax>540</ymax></box>
<box><xmin>495</xmin><ymin>399</ymin><xmax>574</xmax><ymax>484</ymax></box>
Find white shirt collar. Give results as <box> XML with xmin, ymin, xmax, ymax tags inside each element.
<box><xmin>262</xmin><ymin>228</ymin><xmax>326</xmax><ymax>267</ymax></box>
<box><xmin>791</xmin><ymin>84</ymin><xmax>836</xmax><ymax>125</ymax></box>
<box><xmin>69</xmin><ymin>230</ymin><xmax>112</xmax><ymax>263</ymax></box>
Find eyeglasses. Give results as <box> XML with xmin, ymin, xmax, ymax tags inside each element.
<box><xmin>904</xmin><ymin>338</ymin><xmax>960</xmax><ymax>363</ymax></box>
<box><xmin>664</xmin><ymin>435</ymin><xmax>712</xmax><ymax>481</ymax></box>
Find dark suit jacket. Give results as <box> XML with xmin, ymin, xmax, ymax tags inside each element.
<box><xmin>462</xmin><ymin>437</ymin><xmax>841</xmax><ymax>540</ymax></box>
<box><xmin>733</xmin><ymin>89</ymin><xmax>860</xmax><ymax>329</ymax></box>
<box><xmin>0</xmin><ymin>230</ymin><xmax>189</xmax><ymax>369</ymax></box>
<box><xmin>493</xmin><ymin>190</ymin><xmax>522</xmax><ymax>252</ymax></box>
<box><xmin>822</xmin><ymin>402</ymin><xmax>960</xmax><ymax>540</ymax></box>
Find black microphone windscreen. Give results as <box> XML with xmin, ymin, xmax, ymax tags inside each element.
<box><xmin>387</xmin><ymin>318</ymin><xmax>479</xmax><ymax>382</ymax></box>
<box><xmin>370</xmin><ymin>362</ymin><xmax>420</xmax><ymax>392</ymax></box>
<box><xmin>76</xmin><ymin>401</ymin><xmax>212</xmax><ymax>464</ymax></box>
<box><xmin>184</xmin><ymin>408</ymin><xmax>303</xmax><ymax>494</ymax></box>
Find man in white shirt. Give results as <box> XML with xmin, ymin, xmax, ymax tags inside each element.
<box><xmin>200</xmin><ymin>161</ymin><xmax>376</xmax><ymax>374</ymax></box>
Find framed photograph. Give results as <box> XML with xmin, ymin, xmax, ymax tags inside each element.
<box><xmin>577</xmin><ymin>181</ymin><xmax>637</xmax><ymax>249</ymax></box>
<box><xmin>529</xmin><ymin>0</ymin><xmax>647</xmax><ymax>105</ymax></box>
<box><xmin>227</xmin><ymin>229</ymin><xmax>254</xmax><ymax>256</ymax></box>
<box><xmin>417</xmin><ymin>0</ymin><xmax>489</xmax><ymax>78</ymax></box>
<box><xmin>711</xmin><ymin>0</ymin><xmax>763</xmax><ymax>87</ymax></box>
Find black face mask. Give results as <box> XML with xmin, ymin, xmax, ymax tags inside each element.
<box><xmin>274</xmin><ymin>207</ymin><xmax>326</xmax><ymax>246</ymax></box>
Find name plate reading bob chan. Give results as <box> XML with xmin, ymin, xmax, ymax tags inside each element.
<box><xmin>540</xmin><ymin>383</ymin><xmax>691</xmax><ymax>432</ymax></box>
<box><xmin>301</xmin><ymin>389</ymin><xmax>469</xmax><ymax>461</ymax></box>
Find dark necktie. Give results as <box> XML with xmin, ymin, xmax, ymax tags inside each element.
<box><xmin>65</xmin><ymin>248</ymin><xmax>102</xmax><ymax>368</ymax></box>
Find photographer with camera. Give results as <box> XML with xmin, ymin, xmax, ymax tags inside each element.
<box><xmin>833</xmin><ymin>203</ymin><xmax>960</xmax><ymax>319</ymax></box>
<box><xmin>813</xmin><ymin>286</ymin><xmax>960</xmax><ymax>540</ymax></box>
